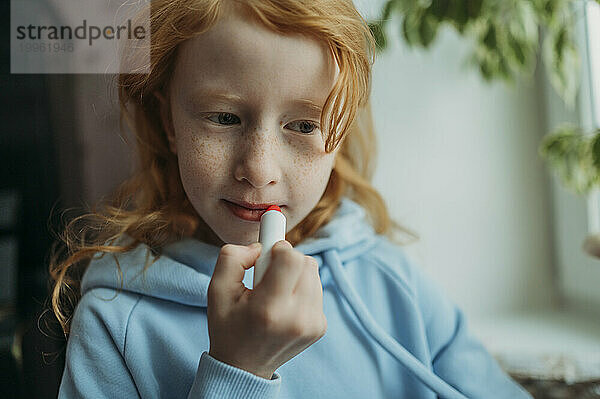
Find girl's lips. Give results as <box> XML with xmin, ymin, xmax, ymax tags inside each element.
<box><xmin>224</xmin><ymin>200</ymin><xmax>277</xmax><ymax>222</ymax></box>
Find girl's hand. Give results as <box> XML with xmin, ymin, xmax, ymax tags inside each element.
<box><xmin>207</xmin><ymin>240</ymin><xmax>327</xmax><ymax>379</ymax></box>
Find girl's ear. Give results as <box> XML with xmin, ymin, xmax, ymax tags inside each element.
<box><xmin>154</xmin><ymin>91</ymin><xmax>177</xmax><ymax>155</ymax></box>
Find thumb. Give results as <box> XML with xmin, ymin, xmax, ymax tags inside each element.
<box><xmin>211</xmin><ymin>243</ymin><xmax>262</xmax><ymax>291</ymax></box>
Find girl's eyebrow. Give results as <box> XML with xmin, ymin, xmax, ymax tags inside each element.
<box><xmin>192</xmin><ymin>89</ymin><xmax>244</xmax><ymax>104</ymax></box>
<box><xmin>191</xmin><ymin>89</ymin><xmax>323</xmax><ymax>114</ymax></box>
<box><xmin>287</xmin><ymin>98</ymin><xmax>323</xmax><ymax>115</ymax></box>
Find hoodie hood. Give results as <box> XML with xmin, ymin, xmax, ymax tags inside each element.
<box><xmin>81</xmin><ymin>197</ymin><xmax>378</xmax><ymax>307</ymax></box>
<box><xmin>80</xmin><ymin>196</ymin><xmax>471</xmax><ymax>399</ymax></box>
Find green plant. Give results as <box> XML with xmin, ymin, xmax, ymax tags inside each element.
<box><xmin>539</xmin><ymin>126</ymin><xmax>600</xmax><ymax>194</ymax></box>
<box><xmin>368</xmin><ymin>0</ymin><xmax>600</xmax><ymax>196</ymax></box>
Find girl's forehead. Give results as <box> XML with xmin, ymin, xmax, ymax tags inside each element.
<box><xmin>172</xmin><ymin>11</ymin><xmax>339</xmax><ymax>101</ymax></box>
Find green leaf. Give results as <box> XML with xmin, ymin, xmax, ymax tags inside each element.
<box><xmin>544</xmin><ymin>0</ymin><xmax>556</xmax><ymax>17</ymax></box>
<box><xmin>539</xmin><ymin>126</ymin><xmax>599</xmax><ymax>195</ymax></box>
<box><xmin>447</xmin><ymin>0</ymin><xmax>469</xmax><ymax>29</ymax></box>
<box><xmin>402</xmin><ymin>12</ymin><xmax>423</xmax><ymax>46</ymax></box>
<box><xmin>483</xmin><ymin>25</ymin><xmax>497</xmax><ymax>49</ymax></box>
<box><xmin>508</xmin><ymin>36</ymin><xmax>526</xmax><ymax>66</ymax></box>
<box><xmin>369</xmin><ymin>22</ymin><xmax>387</xmax><ymax>51</ymax></box>
<box><xmin>395</xmin><ymin>0</ymin><xmax>420</xmax><ymax>14</ymax></box>
<box><xmin>466</xmin><ymin>0</ymin><xmax>483</xmax><ymax>19</ymax></box>
<box><xmin>515</xmin><ymin>1</ymin><xmax>539</xmax><ymax>43</ymax></box>
<box><xmin>479</xmin><ymin>59</ymin><xmax>493</xmax><ymax>80</ymax></box>
<box><xmin>382</xmin><ymin>0</ymin><xmax>396</xmax><ymax>21</ymax></box>
<box><xmin>591</xmin><ymin>130</ymin><xmax>600</xmax><ymax>172</ymax></box>
<box><xmin>542</xmin><ymin>20</ymin><xmax>580</xmax><ymax>107</ymax></box>
<box><xmin>497</xmin><ymin>55</ymin><xmax>511</xmax><ymax>80</ymax></box>
<box><xmin>555</xmin><ymin>27</ymin><xmax>566</xmax><ymax>62</ymax></box>
<box><xmin>418</xmin><ymin>15</ymin><xmax>439</xmax><ymax>47</ymax></box>
<box><xmin>430</xmin><ymin>0</ymin><xmax>450</xmax><ymax>20</ymax></box>
<box><xmin>549</xmin><ymin>44</ymin><xmax>580</xmax><ymax>106</ymax></box>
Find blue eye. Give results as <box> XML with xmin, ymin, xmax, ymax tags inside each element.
<box><xmin>205</xmin><ymin>113</ymin><xmax>318</xmax><ymax>135</ymax></box>
<box><xmin>206</xmin><ymin>112</ymin><xmax>240</xmax><ymax>125</ymax></box>
<box><xmin>286</xmin><ymin>120</ymin><xmax>319</xmax><ymax>134</ymax></box>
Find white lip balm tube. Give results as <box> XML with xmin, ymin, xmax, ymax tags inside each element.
<box><xmin>253</xmin><ymin>205</ymin><xmax>286</xmax><ymax>288</ymax></box>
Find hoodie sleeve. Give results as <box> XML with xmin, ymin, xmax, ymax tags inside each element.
<box><xmin>187</xmin><ymin>352</ymin><xmax>281</xmax><ymax>398</ymax></box>
<box><xmin>413</xmin><ymin>266</ymin><xmax>533</xmax><ymax>399</ymax></box>
<box><xmin>58</xmin><ymin>291</ymin><xmax>141</xmax><ymax>399</ymax></box>
<box><xmin>59</xmin><ymin>289</ymin><xmax>281</xmax><ymax>399</ymax></box>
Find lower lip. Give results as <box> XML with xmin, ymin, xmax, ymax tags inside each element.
<box><xmin>224</xmin><ymin>200</ymin><xmax>278</xmax><ymax>222</ymax></box>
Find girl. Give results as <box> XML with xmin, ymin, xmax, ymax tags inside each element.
<box><xmin>50</xmin><ymin>0</ymin><xmax>533</xmax><ymax>398</ymax></box>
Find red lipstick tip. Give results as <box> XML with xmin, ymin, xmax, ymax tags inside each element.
<box><xmin>266</xmin><ymin>205</ymin><xmax>281</xmax><ymax>213</ymax></box>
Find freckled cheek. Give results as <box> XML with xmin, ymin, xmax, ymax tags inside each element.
<box><xmin>288</xmin><ymin>152</ymin><xmax>334</xmax><ymax>191</ymax></box>
<box><xmin>178</xmin><ymin>136</ymin><xmax>230</xmax><ymax>182</ymax></box>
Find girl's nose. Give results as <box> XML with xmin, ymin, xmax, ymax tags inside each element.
<box><xmin>233</xmin><ymin>127</ymin><xmax>283</xmax><ymax>189</ymax></box>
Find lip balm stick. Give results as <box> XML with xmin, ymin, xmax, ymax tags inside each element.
<box><xmin>253</xmin><ymin>205</ymin><xmax>286</xmax><ymax>288</ymax></box>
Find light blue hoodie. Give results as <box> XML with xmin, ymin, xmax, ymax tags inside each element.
<box><xmin>59</xmin><ymin>197</ymin><xmax>533</xmax><ymax>399</ymax></box>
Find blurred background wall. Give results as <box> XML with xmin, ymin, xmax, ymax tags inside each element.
<box><xmin>360</xmin><ymin>0</ymin><xmax>557</xmax><ymax>319</ymax></box>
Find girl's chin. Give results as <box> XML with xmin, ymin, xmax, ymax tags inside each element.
<box><xmin>214</xmin><ymin>229</ymin><xmax>260</xmax><ymax>247</ymax></box>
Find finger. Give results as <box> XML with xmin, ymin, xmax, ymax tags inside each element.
<box><xmin>255</xmin><ymin>240</ymin><xmax>304</xmax><ymax>297</ymax></box>
<box><xmin>211</xmin><ymin>243</ymin><xmax>262</xmax><ymax>294</ymax></box>
<box><xmin>293</xmin><ymin>256</ymin><xmax>323</xmax><ymax>303</ymax></box>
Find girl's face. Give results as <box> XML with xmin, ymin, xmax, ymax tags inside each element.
<box><xmin>160</xmin><ymin>8</ymin><xmax>340</xmax><ymax>246</ymax></box>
